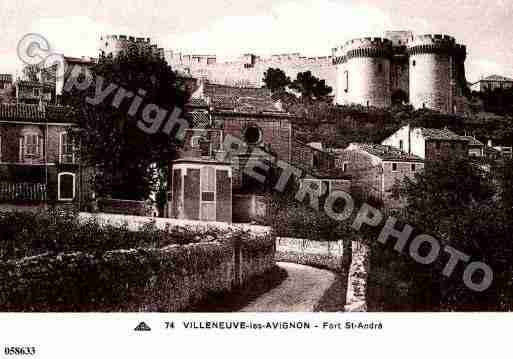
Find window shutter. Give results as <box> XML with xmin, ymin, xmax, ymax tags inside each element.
<box><xmin>19</xmin><ymin>138</ymin><xmax>24</xmax><ymax>162</ymax></box>
<box><xmin>39</xmin><ymin>136</ymin><xmax>44</xmax><ymax>158</ymax></box>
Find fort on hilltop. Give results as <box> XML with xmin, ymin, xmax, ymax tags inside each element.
<box><xmin>166</xmin><ymin>31</ymin><xmax>468</xmax><ymax>114</ymax></box>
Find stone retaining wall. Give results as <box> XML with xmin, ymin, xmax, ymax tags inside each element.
<box><xmin>0</xmin><ymin>220</ymin><xmax>275</xmax><ymax>312</ymax></box>
<box><xmin>345</xmin><ymin>240</ymin><xmax>370</xmax><ymax>312</ymax></box>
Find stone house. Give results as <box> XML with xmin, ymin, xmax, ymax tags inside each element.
<box><xmin>381</xmin><ymin>124</ymin><xmax>469</xmax><ymax>161</ymax></box>
<box><xmin>470</xmin><ymin>75</ymin><xmax>513</xmax><ymax>92</ymax></box>
<box><xmin>15</xmin><ymin>80</ymin><xmax>56</xmax><ymax>105</ymax></box>
<box><xmin>0</xmin><ymin>103</ymin><xmax>90</xmax><ymax>206</ymax></box>
<box><xmin>333</xmin><ymin>143</ymin><xmax>424</xmax><ymax>205</ymax></box>
<box><xmin>168</xmin><ymin>82</ymin><xmax>346</xmax><ymax>223</ymax></box>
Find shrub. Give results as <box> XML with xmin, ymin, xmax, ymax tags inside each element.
<box><xmin>0</xmin><ymin>209</ymin><xmax>229</xmax><ymax>261</ymax></box>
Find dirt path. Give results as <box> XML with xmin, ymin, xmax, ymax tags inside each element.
<box><xmin>238</xmin><ymin>262</ymin><xmax>336</xmax><ymax>312</ymax></box>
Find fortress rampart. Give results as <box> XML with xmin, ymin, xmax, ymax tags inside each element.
<box><xmin>334</xmin><ymin>38</ymin><xmax>393</xmax><ymax>107</ymax></box>
<box><xmin>99</xmin><ymin>34</ymin><xmax>165</xmax><ymax>59</ymax></box>
<box><xmin>163</xmin><ymin>31</ymin><xmax>468</xmax><ymax>114</ymax></box>
<box><xmin>406</xmin><ymin>34</ymin><xmax>466</xmax><ymax>112</ymax></box>
<box><xmin>166</xmin><ymin>51</ymin><xmax>337</xmax><ymax>89</ymax></box>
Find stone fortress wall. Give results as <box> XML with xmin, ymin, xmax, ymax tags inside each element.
<box><xmin>332</xmin><ymin>31</ymin><xmax>467</xmax><ymax>113</ymax></box>
<box><xmin>166</xmin><ymin>51</ymin><xmax>337</xmax><ymax>91</ymax></box>
<box><xmin>99</xmin><ymin>35</ymin><xmax>165</xmax><ymax>59</ymax></box>
<box><xmin>101</xmin><ymin>31</ymin><xmax>468</xmax><ymax>114</ymax></box>
<box><xmin>407</xmin><ymin>34</ymin><xmax>467</xmax><ymax>113</ymax></box>
<box><xmin>333</xmin><ymin>37</ymin><xmax>394</xmax><ymax>108</ymax></box>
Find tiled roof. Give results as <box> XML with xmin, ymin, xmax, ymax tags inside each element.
<box><xmin>0</xmin><ymin>104</ymin><xmax>44</xmax><ymax>121</ymax></box>
<box><xmin>351</xmin><ymin>143</ymin><xmax>424</xmax><ymax>162</ymax></box>
<box><xmin>16</xmin><ymin>80</ymin><xmax>55</xmax><ymax>89</ymax></box>
<box><xmin>461</xmin><ymin>136</ymin><xmax>484</xmax><ymax>147</ymax></box>
<box><xmin>203</xmin><ymin>83</ymin><xmax>282</xmax><ymax>113</ymax></box>
<box><xmin>46</xmin><ymin>106</ymin><xmax>77</xmax><ymax>123</ymax></box>
<box><xmin>482</xmin><ymin>75</ymin><xmax>513</xmax><ymax>82</ymax></box>
<box><xmin>187</xmin><ymin>97</ymin><xmax>208</xmax><ymax>108</ymax></box>
<box><xmin>418</xmin><ymin>128</ymin><xmax>468</xmax><ymax>141</ymax></box>
<box><xmin>64</xmin><ymin>56</ymin><xmax>96</xmax><ymax>65</ymax></box>
<box><xmin>0</xmin><ymin>104</ymin><xmax>76</xmax><ymax>123</ymax></box>
<box><xmin>0</xmin><ymin>74</ymin><xmax>13</xmax><ymax>83</ymax></box>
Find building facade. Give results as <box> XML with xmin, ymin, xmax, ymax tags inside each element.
<box><xmin>168</xmin><ymin>83</ymin><xmax>345</xmax><ymax>222</ymax></box>
<box><xmin>333</xmin><ymin>143</ymin><xmax>424</xmax><ymax>205</ymax></box>
<box><xmin>0</xmin><ymin>104</ymin><xmax>90</xmax><ymax>206</ymax></box>
<box><xmin>381</xmin><ymin>125</ymin><xmax>469</xmax><ymax>161</ymax></box>
<box><xmin>470</xmin><ymin>75</ymin><xmax>513</xmax><ymax>92</ymax></box>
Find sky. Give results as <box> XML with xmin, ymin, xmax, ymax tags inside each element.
<box><xmin>1</xmin><ymin>0</ymin><xmax>512</xmax><ymax>82</ymax></box>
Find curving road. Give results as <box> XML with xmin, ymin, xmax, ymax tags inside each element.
<box><xmin>238</xmin><ymin>262</ymin><xmax>337</xmax><ymax>312</ymax></box>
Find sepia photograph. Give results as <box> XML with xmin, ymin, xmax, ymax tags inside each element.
<box><xmin>0</xmin><ymin>0</ymin><xmax>512</xmax><ymax>357</ymax></box>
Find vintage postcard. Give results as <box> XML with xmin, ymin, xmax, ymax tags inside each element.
<box><xmin>0</xmin><ymin>0</ymin><xmax>511</xmax><ymax>357</ymax></box>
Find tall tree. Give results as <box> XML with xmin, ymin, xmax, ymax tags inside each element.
<box><xmin>290</xmin><ymin>71</ymin><xmax>332</xmax><ymax>101</ymax></box>
<box><xmin>62</xmin><ymin>52</ymin><xmax>187</xmax><ymax>201</ymax></box>
<box><xmin>262</xmin><ymin>68</ymin><xmax>290</xmax><ymax>93</ymax></box>
<box><xmin>398</xmin><ymin>158</ymin><xmax>512</xmax><ymax>310</ymax></box>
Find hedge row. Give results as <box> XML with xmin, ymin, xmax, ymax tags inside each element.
<box><xmin>0</xmin><ymin>209</ymin><xmax>228</xmax><ymax>261</ymax></box>
<box><xmin>0</xmin><ymin>238</ymin><xmax>247</xmax><ymax>312</ymax></box>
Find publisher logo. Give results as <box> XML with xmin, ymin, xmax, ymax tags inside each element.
<box><xmin>134</xmin><ymin>322</ymin><xmax>151</xmax><ymax>332</ymax></box>
<box><xmin>4</xmin><ymin>346</ymin><xmax>36</xmax><ymax>356</ymax></box>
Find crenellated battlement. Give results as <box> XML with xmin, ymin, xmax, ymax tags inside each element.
<box><xmin>339</xmin><ymin>37</ymin><xmax>393</xmax><ymax>59</ymax></box>
<box><xmin>99</xmin><ymin>34</ymin><xmax>163</xmax><ymax>59</ymax></box>
<box><xmin>407</xmin><ymin>34</ymin><xmax>457</xmax><ymax>55</ymax></box>
<box><xmin>160</xmin><ymin>30</ymin><xmax>467</xmax><ymax>113</ymax></box>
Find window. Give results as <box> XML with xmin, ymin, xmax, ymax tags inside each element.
<box><xmin>191</xmin><ymin>135</ymin><xmax>201</xmax><ymax>149</ymax></box>
<box><xmin>58</xmin><ymin>172</ymin><xmax>76</xmax><ymax>201</ymax></box>
<box><xmin>322</xmin><ymin>181</ymin><xmax>330</xmax><ymax>196</ymax></box>
<box><xmin>23</xmin><ymin>134</ymin><xmax>42</xmax><ymax>157</ymax></box>
<box><xmin>0</xmin><ymin>136</ymin><xmax>2</xmax><ymax>162</ymax></box>
<box><xmin>399</xmin><ymin>140</ymin><xmax>404</xmax><ymax>151</ymax></box>
<box><xmin>343</xmin><ymin>162</ymin><xmax>349</xmax><ymax>172</ymax></box>
<box><xmin>60</xmin><ymin>132</ymin><xmax>75</xmax><ymax>163</ymax></box>
<box><xmin>199</xmin><ymin>138</ymin><xmax>211</xmax><ymax>157</ymax></box>
<box><xmin>33</xmin><ymin>88</ymin><xmax>40</xmax><ymax>97</ymax></box>
<box><xmin>201</xmin><ymin>167</ymin><xmax>215</xmax><ymax>201</ymax></box>
<box><xmin>411</xmin><ymin>164</ymin><xmax>416</xmax><ymax>172</ymax></box>
<box><xmin>312</xmin><ymin>152</ymin><xmax>321</xmax><ymax>168</ymax></box>
<box><xmin>412</xmin><ymin>60</ymin><xmax>416</xmax><ymax>67</ymax></box>
<box><xmin>435</xmin><ymin>142</ymin><xmax>441</xmax><ymax>150</ymax></box>
<box><xmin>378</xmin><ymin>63</ymin><xmax>383</xmax><ymax>73</ymax></box>
<box><xmin>243</xmin><ymin>125</ymin><xmax>262</xmax><ymax>145</ymax></box>
<box><xmin>392</xmin><ymin>163</ymin><xmax>398</xmax><ymax>172</ymax></box>
<box><xmin>344</xmin><ymin>70</ymin><xmax>349</xmax><ymax>92</ymax></box>
<box><xmin>200</xmin><ymin>167</ymin><xmax>216</xmax><ymax>221</ymax></box>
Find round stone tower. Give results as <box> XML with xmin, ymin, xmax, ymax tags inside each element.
<box><xmin>333</xmin><ymin>37</ymin><xmax>392</xmax><ymax>108</ymax></box>
<box><xmin>407</xmin><ymin>34</ymin><xmax>457</xmax><ymax>113</ymax></box>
